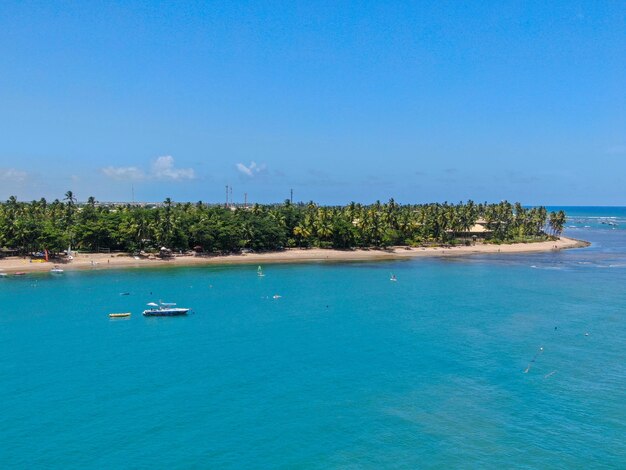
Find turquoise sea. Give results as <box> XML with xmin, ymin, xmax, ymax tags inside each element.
<box><xmin>1</xmin><ymin>207</ymin><xmax>625</xmax><ymax>468</ymax></box>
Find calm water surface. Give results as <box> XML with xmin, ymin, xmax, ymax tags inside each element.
<box><xmin>1</xmin><ymin>207</ymin><xmax>625</xmax><ymax>468</ymax></box>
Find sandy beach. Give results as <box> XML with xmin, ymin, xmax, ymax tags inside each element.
<box><xmin>0</xmin><ymin>237</ymin><xmax>589</xmax><ymax>274</ymax></box>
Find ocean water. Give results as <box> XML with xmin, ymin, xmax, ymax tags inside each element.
<box><xmin>1</xmin><ymin>207</ymin><xmax>625</xmax><ymax>468</ymax></box>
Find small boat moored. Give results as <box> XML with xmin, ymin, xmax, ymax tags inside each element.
<box><xmin>143</xmin><ymin>301</ymin><xmax>190</xmax><ymax>317</ymax></box>
<box><xmin>109</xmin><ymin>312</ymin><xmax>131</xmax><ymax>318</ymax></box>
<box><xmin>50</xmin><ymin>266</ymin><xmax>64</xmax><ymax>274</ymax></box>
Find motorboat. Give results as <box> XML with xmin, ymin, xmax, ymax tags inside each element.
<box><xmin>257</xmin><ymin>265</ymin><xmax>265</xmax><ymax>277</ymax></box>
<box><xmin>50</xmin><ymin>266</ymin><xmax>64</xmax><ymax>274</ymax></box>
<box><xmin>143</xmin><ymin>301</ymin><xmax>190</xmax><ymax>317</ymax></box>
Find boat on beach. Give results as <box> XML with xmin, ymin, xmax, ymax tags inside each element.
<box><xmin>143</xmin><ymin>301</ymin><xmax>190</xmax><ymax>317</ymax></box>
<box><xmin>50</xmin><ymin>266</ymin><xmax>64</xmax><ymax>274</ymax></box>
<box><xmin>109</xmin><ymin>312</ymin><xmax>131</xmax><ymax>318</ymax></box>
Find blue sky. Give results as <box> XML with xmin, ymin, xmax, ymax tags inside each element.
<box><xmin>0</xmin><ymin>1</ymin><xmax>624</xmax><ymax>205</ymax></box>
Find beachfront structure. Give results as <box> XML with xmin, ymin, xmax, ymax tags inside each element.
<box><xmin>449</xmin><ymin>218</ymin><xmax>493</xmax><ymax>241</ymax></box>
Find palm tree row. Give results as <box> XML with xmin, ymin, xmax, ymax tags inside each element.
<box><xmin>0</xmin><ymin>194</ymin><xmax>564</xmax><ymax>255</ymax></box>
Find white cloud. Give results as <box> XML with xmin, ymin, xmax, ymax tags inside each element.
<box><xmin>101</xmin><ymin>166</ymin><xmax>145</xmax><ymax>180</ymax></box>
<box><xmin>101</xmin><ymin>156</ymin><xmax>195</xmax><ymax>182</ymax></box>
<box><xmin>151</xmin><ymin>155</ymin><xmax>195</xmax><ymax>180</ymax></box>
<box><xmin>0</xmin><ymin>168</ymin><xmax>28</xmax><ymax>182</ymax></box>
<box><xmin>236</xmin><ymin>161</ymin><xmax>266</xmax><ymax>177</ymax></box>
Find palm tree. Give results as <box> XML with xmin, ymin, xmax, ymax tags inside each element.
<box><xmin>64</xmin><ymin>191</ymin><xmax>77</xmax><ymax>205</ymax></box>
<box><xmin>294</xmin><ymin>213</ymin><xmax>314</xmax><ymax>247</ymax></box>
<box><xmin>0</xmin><ymin>194</ymin><xmax>560</xmax><ymax>253</ymax></box>
<box><xmin>314</xmin><ymin>208</ymin><xmax>334</xmax><ymax>243</ymax></box>
<box><xmin>548</xmin><ymin>210</ymin><xmax>566</xmax><ymax>237</ymax></box>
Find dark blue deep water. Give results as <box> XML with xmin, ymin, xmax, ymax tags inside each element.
<box><xmin>1</xmin><ymin>207</ymin><xmax>625</xmax><ymax>468</ymax></box>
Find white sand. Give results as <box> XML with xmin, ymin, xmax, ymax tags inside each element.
<box><xmin>0</xmin><ymin>237</ymin><xmax>589</xmax><ymax>274</ymax></box>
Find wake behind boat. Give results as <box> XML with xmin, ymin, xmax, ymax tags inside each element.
<box><xmin>143</xmin><ymin>301</ymin><xmax>190</xmax><ymax>317</ymax></box>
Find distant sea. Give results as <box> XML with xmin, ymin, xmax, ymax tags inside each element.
<box><xmin>1</xmin><ymin>207</ymin><xmax>624</xmax><ymax>468</ymax></box>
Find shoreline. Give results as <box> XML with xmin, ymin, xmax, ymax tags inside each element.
<box><xmin>0</xmin><ymin>237</ymin><xmax>590</xmax><ymax>274</ymax></box>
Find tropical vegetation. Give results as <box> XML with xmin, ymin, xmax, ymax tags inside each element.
<box><xmin>0</xmin><ymin>194</ymin><xmax>566</xmax><ymax>255</ymax></box>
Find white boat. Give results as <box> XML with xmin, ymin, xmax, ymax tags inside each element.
<box><xmin>0</xmin><ymin>273</ymin><xmax>7</xmax><ymax>278</ymax></box>
<box><xmin>109</xmin><ymin>312</ymin><xmax>131</xmax><ymax>318</ymax></box>
<box><xmin>143</xmin><ymin>301</ymin><xmax>190</xmax><ymax>317</ymax></box>
<box><xmin>257</xmin><ymin>265</ymin><xmax>265</xmax><ymax>277</ymax></box>
<box><xmin>390</xmin><ymin>274</ymin><xmax>397</xmax><ymax>281</ymax></box>
<box><xmin>50</xmin><ymin>266</ymin><xmax>64</xmax><ymax>274</ymax></box>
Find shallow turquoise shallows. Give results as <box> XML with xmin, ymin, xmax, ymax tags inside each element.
<box><xmin>1</xmin><ymin>207</ymin><xmax>625</xmax><ymax>468</ymax></box>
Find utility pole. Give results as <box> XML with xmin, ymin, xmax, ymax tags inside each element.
<box><xmin>229</xmin><ymin>186</ymin><xmax>233</xmax><ymax>208</ymax></box>
<box><xmin>225</xmin><ymin>185</ymin><xmax>229</xmax><ymax>208</ymax></box>
<box><xmin>244</xmin><ymin>192</ymin><xmax>248</xmax><ymax>208</ymax></box>
<box><xmin>290</xmin><ymin>188</ymin><xmax>293</xmax><ymax>204</ymax></box>
<box><xmin>132</xmin><ymin>184</ymin><xmax>135</xmax><ymax>204</ymax></box>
